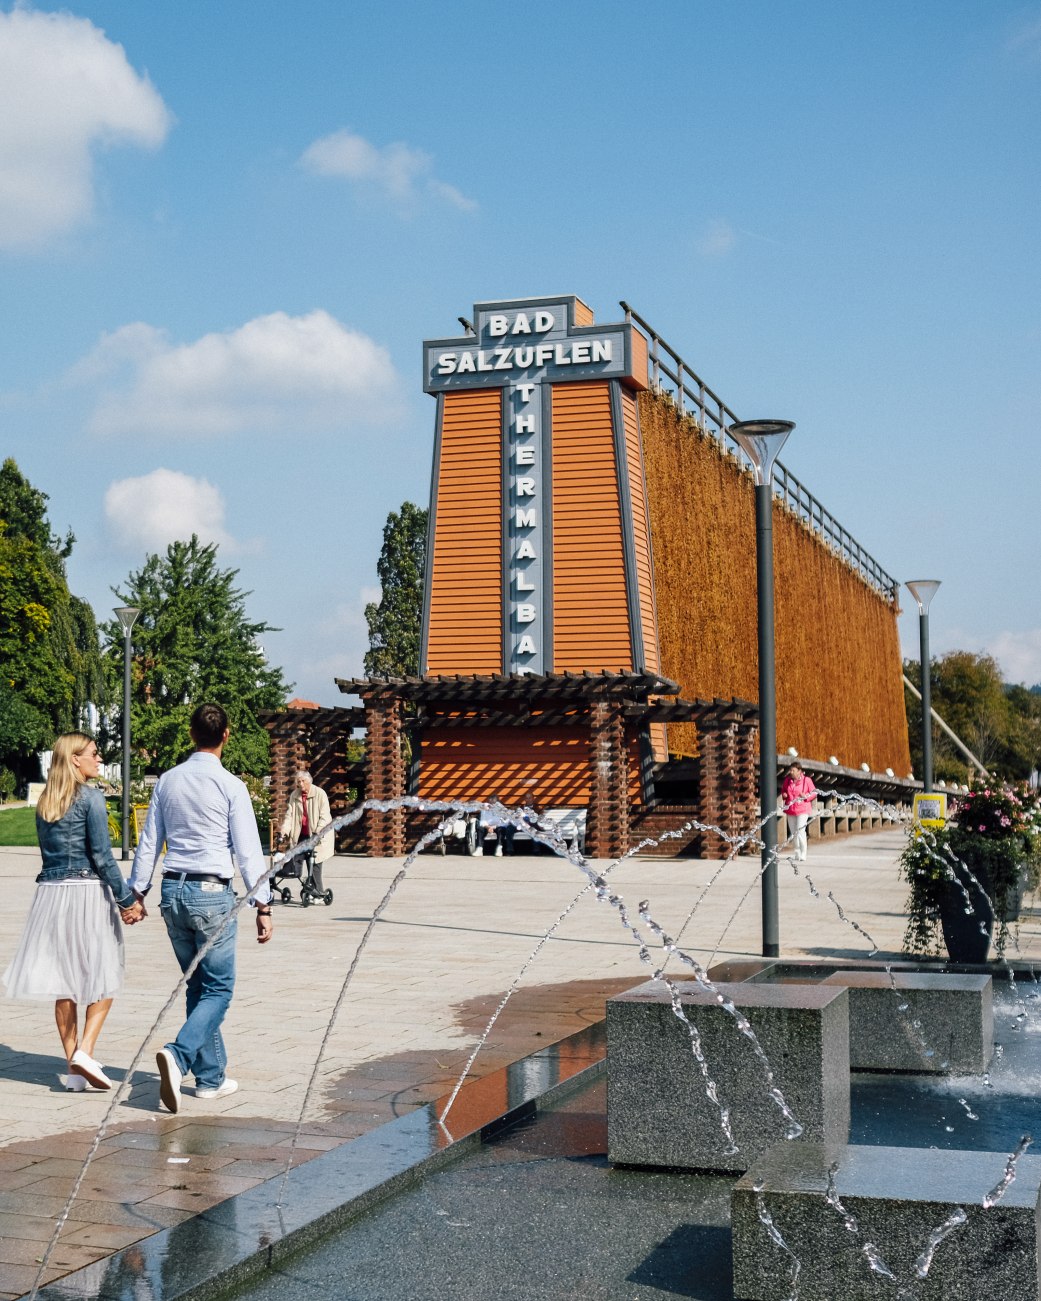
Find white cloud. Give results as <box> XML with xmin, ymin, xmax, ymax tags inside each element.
<box><xmin>301</xmin><ymin>128</ymin><xmax>476</xmax><ymax>212</ymax></box>
<box><xmin>985</xmin><ymin>630</ymin><xmax>1041</xmax><ymax>687</ymax></box>
<box><xmin>1007</xmin><ymin>14</ymin><xmax>1041</xmax><ymax>62</ymax></box>
<box><xmin>75</xmin><ymin>310</ymin><xmax>401</xmax><ymax>437</ymax></box>
<box><xmin>0</xmin><ymin>7</ymin><xmax>171</xmax><ymax>249</ymax></box>
<box><xmin>104</xmin><ymin>468</ymin><xmax>237</xmax><ymax>552</ymax></box>
<box><xmin>697</xmin><ymin>218</ymin><xmax>737</xmax><ymax>258</ymax></box>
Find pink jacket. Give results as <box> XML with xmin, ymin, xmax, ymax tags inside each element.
<box><xmin>782</xmin><ymin>773</ymin><xmax>817</xmax><ymax>816</ymax></box>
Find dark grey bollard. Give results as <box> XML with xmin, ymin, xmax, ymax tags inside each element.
<box><xmin>606</xmin><ymin>979</ymin><xmax>850</xmax><ymax>1174</ymax></box>
<box><xmin>821</xmin><ymin>971</ymin><xmax>993</xmax><ymax>1074</ymax></box>
<box><xmin>732</xmin><ymin>1141</ymin><xmax>1041</xmax><ymax>1300</ymax></box>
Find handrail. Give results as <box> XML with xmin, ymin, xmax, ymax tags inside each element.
<box><xmin>902</xmin><ymin>675</ymin><xmax>989</xmax><ymax>776</ymax></box>
<box><xmin>620</xmin><ymin>301</ymin><xmax>899</xmax><ymax>602</ymax></box>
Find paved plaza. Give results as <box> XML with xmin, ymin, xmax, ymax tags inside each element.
<box><xmin>2</xmin><ymin>828</ymin><xmax>1039</xmax><ymax>1297</ymax></box>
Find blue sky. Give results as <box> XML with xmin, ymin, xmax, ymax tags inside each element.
<box><xmin>2</xmin><ymin>0</ymin><xmax>1039</xmax><ymax>705</ymax></box>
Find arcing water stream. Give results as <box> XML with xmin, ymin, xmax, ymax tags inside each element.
<box><xmin>25</xmin><ymin>793</ymin><xmax>1037</xmax><ymax>1299</ymax></box>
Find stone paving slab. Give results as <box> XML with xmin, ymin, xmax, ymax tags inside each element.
<box><xmin>1</xmin><ymin>829</ymin><xmax>1036</xmax><ymax>1296</ymax></box>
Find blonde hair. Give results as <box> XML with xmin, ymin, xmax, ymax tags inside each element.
<box><xmin>37</xmin><ymin>733</ymin><xmax>94</xmax><ymax>823</ymax></box>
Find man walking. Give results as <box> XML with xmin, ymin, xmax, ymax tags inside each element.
<box><xmin>130</xmin><ymin>703</ymin><xmax>273</xmax><ymax>1112</ymax></box>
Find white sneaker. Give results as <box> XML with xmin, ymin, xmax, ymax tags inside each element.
<box><xmin>59</xmin><ymin>1072</ymin><xmax>87</xmax><ymax>1092</ymax></box>
<box><xmin>156</xmin><ymin>1048</ymin><xmax>182</xmax><ymax>1113</ymax></box>
<box><xmin>195</xmin><ymin>1078</ymin><xmax>238</xmax><ymax>1100</ymax></box>
<box><xmin>70</xmin><ymin>1049</ymin><xmax>112</xmax><ymax>1090</ymax></box>
<box><xmin>494</xmin><ymin>845</ymin><xmax>503</xmax><ymax>856</ymax></box>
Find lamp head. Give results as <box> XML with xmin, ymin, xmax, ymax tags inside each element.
<box><xmin>905</xmin><ymin>580</ymin><xmax>940</xmax><ymax>614</ymax></box>
<box><xmin>729</xmin><ymin>419</ymin><xmax>795</xmax><ymax>486</ymax></box>
<box><xmin>113</xmin><ymin>606</ymin><xmax>140</xmax><ymax>634</ymax></box>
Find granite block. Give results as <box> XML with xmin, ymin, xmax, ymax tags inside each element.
<box><xmin>606</xmin><ymin>980</ymin><xmax>850</xmax><ymax>1174</ymax></box>
<box><xmin>821</xmin><ymin>971</ymin><xmax>992</xmax><ymax>1074</ymax></box>
<box><xmin>732</xmin><ymin>1141</ymin><xmax>1041</xmax><ymax>1300</ymax></box>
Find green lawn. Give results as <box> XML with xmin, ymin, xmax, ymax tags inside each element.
<box><xmin>0</xmin><ymin>806</ymin><xmax>38</xmax><ymax>846</ymax></box>
<box><xmin>0</xmin><ymin>805</ymin><xmax>127</xmax><ymax>849</ymax></box>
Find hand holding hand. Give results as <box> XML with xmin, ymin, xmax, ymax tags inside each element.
<box><xmin>121</xmin><ymin>899</ymin><xmax>146</xmax><ymax>925</ymax></box>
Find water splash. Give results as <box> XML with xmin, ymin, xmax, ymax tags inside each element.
<box><xmin>704</xmin><ymin>793</ymin><xmax>906</xmax><ymax>970</ymax></box>
<box><xmin>862</xmin><ymin>1242</ymin><xmax>898</xmax><ymax>1282</ymax></box>
<box><xmin>28</xmin><ymin>833</ymin><xmax>284</xmax><ymax>1297</ymax></box>
<box><xmin>23</xmin><ymin>786</ymin><xmax>1004</xmax><ymax>1301</ymax></box>
<box><xmin>639</xmin><ymin>905</ymin><xmax>803</xmax><ymax>1141</ymax></box>
<box><xmin>982</xmin><ymin>1135</ymin><xmax>1033</xmax><ymax>1209</ymax></box>
<box><xmin>824</xmin><ymin>1161</ymin><xmax>858</xmax><ymax>1234</ymax></box>
<box><xmin>825</xmin><ymin>892</ymin><xmax>879</xmax><ymax>954</ymax></box>
<box><xmin>913</xmin><ymin>1207</ymin><xmax>967</xmax><ymax>1279</ymax></box>
<box><xmin>753</xmin><ymin>1180</ymin><xmax>801</xmax><ymax>1301</ymax></box>
<box><xmin>276</xmin><ymin>814</ymin><xmax>456</xmax><ymax>1206</ymax></box>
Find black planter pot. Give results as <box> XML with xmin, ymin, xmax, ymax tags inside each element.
<box><xmin>1000</xmin><ymin>869</ymin><xmax>1027</xmax><ymax>923</ymax></box>
<box><xmin>938</xmin><ymin>857</ymin><xmax>994</xmax><ymax>964</ymax></box>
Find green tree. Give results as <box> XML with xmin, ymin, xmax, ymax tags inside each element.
<box><xmin>0</xmin><ymin>681</ymin><xmax>52</xmax><ymax>758</ymax></box>
<box><xmin>905</xmin><ymin>650</ymin><xmax>1041</xmax><ymax>782</ymax></box>
<box><xmin>0</xmin><ymin>460</ymin><xmax>101</xmax><ymax>775</ymax></box>
<box><xmin>1001</xmin><ymin>685</ymin><xmax>1041</xmax><ymax>780</ymax></box>
<box><xmin>0</xmin><ymin>457</ymin><xmax>73</xmax><ymax>558</ymax></box>
<box><xmin>101</xmin><ymin>536</ymin><xmax>290</xmax><ymax>777</ymax></box>
<box><xmin>364</xmin><ymin>501</ymin><xmax>427</xmax><ymax>678</ymax></box>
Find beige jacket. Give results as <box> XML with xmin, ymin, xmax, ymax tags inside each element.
<box><xmin>280</xmin><ymin>785</ymin><xmax>334</xmax><ymax>862</ymax></box>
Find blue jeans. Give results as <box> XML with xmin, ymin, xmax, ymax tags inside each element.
<box><xmin>159</xmin><ymin>877</ymin><xmax>237</xmax><ymax>1089</ymax></box>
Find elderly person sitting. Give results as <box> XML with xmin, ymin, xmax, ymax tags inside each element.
<box><xmin>279</xmin><ymin>770</ymin><xmax>333</xmax><ymax>895</ymax></box>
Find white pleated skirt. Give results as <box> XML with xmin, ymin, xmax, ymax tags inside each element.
<box><xmin>2</xmin><ymin>879</ymin><xmax>125</xmax><ymax>1005</ymax></box>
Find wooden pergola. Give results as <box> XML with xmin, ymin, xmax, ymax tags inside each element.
<box><xmin>329</xmin><ymin>670</ymin><xmax>759</xmax><ymax>859</ymax></box>
<box><xmin>259</xmin><ymin>705</ymin><xmax>363</xmax><ymax>847</ymax></box>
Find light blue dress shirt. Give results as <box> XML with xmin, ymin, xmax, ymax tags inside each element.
<box><xmin>130</xmin><ymin>751</ymin><xmax>271</xmax><ymax>904</ymax></box>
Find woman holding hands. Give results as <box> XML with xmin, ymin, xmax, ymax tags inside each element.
<box><xmin>2</xmin><ymin>734</ymin><xmax>144</xmax><ymax>1090</ymax></box>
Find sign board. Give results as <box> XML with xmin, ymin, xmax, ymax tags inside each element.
<box><xmin>423</xmin><ymin>297</ymin><xmax>647</xmax><ymax>675</ymax></box>
<box><xmin>912</xmin><ymin>792</ymin><xmax>947</xmax><ymax>831</ymax></box>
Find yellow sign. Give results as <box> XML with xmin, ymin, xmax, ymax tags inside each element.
<box><xmin>132</xmin><ymin>804</ymin><xmax>151</xmax><ymax>845</ymax></box>
<box><xmin>913</xmin><ymin>792</ymin><xmax>947</xmax><ymax>831</ymax></box>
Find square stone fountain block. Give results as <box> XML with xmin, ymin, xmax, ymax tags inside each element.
<box><xmin>732</xmin><ymin>1141</ymin><xmax>1041</xmax><ymax>1300</ymax></box>
<box><xmin>606</xmin><ymin>980</ymin><xmax>849</xmax><ymax>1174</ymax></box>
<box><xmin>820</xmin><ymin>971</ymin><xmax>992</xmax><ymax>1074</ymax></box>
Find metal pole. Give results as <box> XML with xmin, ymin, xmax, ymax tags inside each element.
<box><xmin>901</xmin><ymin>674</ymin><xmax>988</xmax><ymax>776</ymax></box>
<box><xmin>121</xmin><ymin>628</ymin><xmax>131</xmax><ymax>860</ymax></box>
<box><xmin>919</xmin><ymin>611</ymin><xmax>932</xmax><ymax>794</ymax></box>
<box><xmin>755</xmin><ymin>482</ymin><xmax>779</xmax><ymax>957</ymax></box>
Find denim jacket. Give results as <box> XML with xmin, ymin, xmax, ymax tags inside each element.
<box><xmin>36</xmin><ymin>785</ymin><xmax>135</xmax><ymax>908</ymax></box>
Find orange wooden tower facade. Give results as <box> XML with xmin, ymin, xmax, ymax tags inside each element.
<box><xmin>417</xmin><ymin>295</ymin><xmax>676</xmax><ymax>812</ymax></box>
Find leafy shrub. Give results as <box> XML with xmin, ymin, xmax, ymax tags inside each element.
<box><xmin>240</xmin><ymin>773</ymin><xmax>271</xmax><ymax>831</ymax></box>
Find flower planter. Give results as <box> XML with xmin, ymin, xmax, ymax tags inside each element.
<box><xmin>1000</xmin><ymin>867</ymin><xmax>1027</xmax><ymax>923</ymax></box>
<box><xmin>900</xmin><ymin>781</ymin><xmax>1040</xmax><ymax>965</ymax></box>
<box><xmin>938</xmin><ymin>858</ymin><xmax>994</xmax><ymax>964</ymax></box>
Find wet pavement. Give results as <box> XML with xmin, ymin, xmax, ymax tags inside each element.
<box><xmin>171</xmin><ymin>991</ymin><xmax>1041</xmax><ymax>1301</ymax></box>
<box><xmin>1</xmin><ymin>829</ymin><xmax>1038</xmax><ymax>1297</ymax></box>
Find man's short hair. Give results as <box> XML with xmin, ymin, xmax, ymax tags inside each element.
<box><xmin>191</xmin><ymin>703</ymin><xmax>228</xmax><ymax>748</ymax></box>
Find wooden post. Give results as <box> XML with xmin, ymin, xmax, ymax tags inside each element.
<box><xmin>364</xmin><ymin>695</ymin><xmax>406</xmax><ymax>856</ymax></box>
<box><xmin>586</xmin><ymin>698</ymin><xmax>630</xmax><ymax>859</ymax></box>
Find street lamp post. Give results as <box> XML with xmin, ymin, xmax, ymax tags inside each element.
<box><xmin>113</xmin><ymin>606</ymin><xmax>140</xmax><ymax>861</ymax></box>
<box><xmin>729</xmin><ymin>419</ymin><xmax>795</xmax><ymax>959</ymax></box>
<box><xmin>905</xmin><ymin>580</ymin><xmax>940</xmax><ymax>794</ymax></box>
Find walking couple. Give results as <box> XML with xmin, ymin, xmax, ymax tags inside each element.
<box><xmin>2</xmin><ymin>704</ymin><xmax>274</xmax><ymax>1111</ymax></box>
